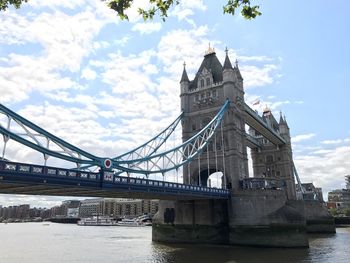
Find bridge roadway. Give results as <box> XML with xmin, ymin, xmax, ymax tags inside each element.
<box><xmin>0</xmin><ymin>161</ymin><xmax>229</xmax><ymax>200</ymax></box>
<box><xmin>244</xmin><ymin>103</ymin><xmax>286</xmax><ymax>146</ymax></box>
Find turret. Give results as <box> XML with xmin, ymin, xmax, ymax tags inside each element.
<box><xmin>180</xmin><ymin>62</ymin><xmax>190</xmax><ymax>94</ymax></box>
<box><xmin>234</xmin><ymin>59</ymin><xmax>243</xmax><ymax>83</ymax></box>
<box><xmin>222</xmin><ymin>48</ymin><xmax>236</xmax><ymax>102</ymax></box>
<box><xmin>223</xmin><ymin>48</ymin><xmax>235</xmax><ymax>82</ymax></box>
<box><xmin>279</xmin><ymin>112</ymin><xmax>290</xmax><ymax>142</ymax></box>
<box><xmin>234</xmin><ymin>59</ymin><xmax>244</xmax><ymax>97</ymax></box>
<box><xmin>180</xmin><ymin>62</ymin><xmax>190</xmax><ymax>111</ymax></box>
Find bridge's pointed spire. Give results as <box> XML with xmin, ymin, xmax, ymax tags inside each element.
<box><xmin>234</xmin><ymin>58</ymin><xmax>243</xmax><ymax>81</ymax></box>
<box><xmin>223</xmin><ymin>47</ymin><xmax>233</xmax><ymax>70</ymax></box>
<box><xmin>180</xmin><ymin>62</ymin><xmax>190</xmax><ymax>83</ymax></box>
<box><xmin>284</xmin><ymin>115</ymin><xmax>289</xmax><ymax>127</ymax></box>
<box><xmin>279</xmin><ymin>111</ymin><xmax>285</xmax><ymax>125</ymax></box>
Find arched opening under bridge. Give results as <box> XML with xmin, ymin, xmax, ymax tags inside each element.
<box><xmin>198</xmin><ymin>169</ymin><xmax>224</xmax><ymax>188</ymax></box>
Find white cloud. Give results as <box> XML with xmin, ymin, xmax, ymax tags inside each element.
<box><xmin>28</xmin><ymin>0</ymin><xmax>86</xmax><ymax>10</ymax></box>
<box><xmin>132</xmin><ymin>22</ymin><xmax>162</xmax><ymax>34</ymax></box>
<box><xmin>321</xmin><ymin>139</ymin><xmax>344</xmax><ymax>145</ymax></box>
<box><xmin>295</xmin><ymin>146</ymin><xmax>350</xmax><ymax>197</ymax></box>
<box><xmin>241</xmin><ymin>64</ymin><xmax>279</xmax><ymax>88</ymax></box>
<box><xmin>239</xmin><ymin>55</ymin><xmax>274</xmax><ymax>63</ymax></box>
<box><xmin>292</xmin><ymin>133</ymin><xmax>316</xmax><ymax>143</ymax></box>
<box><xmin>312</xmin><ymin>149</ymin><xmax>333</xmax><ymax>155</ymax></box>
<box><xmin>0</xmin><ymin>54</ymin><xmax>78</xmax><ymax>104</ymax></box>
<box><xmin>0</xmin><ymin>5</ymin><xmax>114</xmax><ymax>104</ymax></box>
<box><xmin>170</xmin><ymin>0</ymin><xmax>207</xmax><ymax>22</ymax></box>
<box><xmin>114</xmin><ymin>36</ymin><xmax>131</xmax><ymax>46</ymax></box>
<box><xmin>93</xmin><ymin>40</ymin><xmax>111</xmax><ymax>50</ymax></box>
<box><xmin>81</xmin><ymin>67</ymin><xmax>97</xmax><ymax>80</ymax></box>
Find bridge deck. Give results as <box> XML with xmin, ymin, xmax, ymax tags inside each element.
<box><xmin>0</xmin><ymin>161</ymin><xmax>229</xmax><ymax>200</ymax></box>
<box><xmin>244</xmin><ymin>103</ymin><xmax>286</xmax><ymax>146</ymax></box>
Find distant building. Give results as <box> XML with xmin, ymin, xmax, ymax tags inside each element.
<box><xmin>300</xmin><ymin>183</ymin><xmax>324</xmax><ymax>202</ymax></box>
<box><xmin>78</xmin><ymin>198</ymin><xmax>159</xmax><ymax>218</ymax></box>
<box><xmin>328</xmin><ymin>189</ymin><xmax>350</xmax><ymax>210</ymax></box>
<box><xmin>79</xmin><ymin>198</ymin><xmax>104</xmax><ymax>218</ymax></box>
<box><xmin>327</xmin><ymin>175</ymin><xmax>350</xmax><ymax>210</ymax></box>
<box><xmin>61</xmin><ymin>200</ymin><xmax>80</xmax><ymax>217</ymax></box>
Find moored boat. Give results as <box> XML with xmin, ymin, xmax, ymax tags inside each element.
<box><xmin>77</xmin><ymin>216</ymin><xmax>117</xmax><ymax>226</ymax></box>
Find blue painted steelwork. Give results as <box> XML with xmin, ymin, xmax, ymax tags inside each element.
<box><xmin>78</xmin><ymin>111</ymin><xmax>184</xmax><ymax>171</ymax></box>
<box><xmin>0</xmin><ymin>160</ymin><xmax>230</xmax><ymax>199</ymax></box>
<box><xmin>0</xmin><ymin>104</ymin><xmax>102</xmax><ymax>167</ymax></box>
<box><xmin>114</xmin><ymin>111</ymin><xmax>183</xmax><ymax>162</ymax></box>
<box><xmin>111</xmin><ymin>100</ymin><xmax>230</xmax><ymax>174</ymax></box>
<box><xmin>0</xmin><ymin>101</ymin><xmax>229</xmax><ymax>176</ymax></box>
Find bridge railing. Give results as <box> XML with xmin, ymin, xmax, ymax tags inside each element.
<box><xmin>0</xmin><ymin>160</ymin><xmax>230</xmax><ymax>198</ymax></box>
<box><xmin>240</xmin><ymin>177</ymin><xmax>285</xmax><ymax>190</ymax></box>
<box><xmin>0</xmin><ymin>160</ymin><xmax>100</xmax><ymax>181</ymax></box>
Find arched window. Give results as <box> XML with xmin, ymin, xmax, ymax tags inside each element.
<box><xmin>206</xmin><ymin>77</ymin><xmax>210</xmax><ymax>86</ymax></box>
<box><xmin>200</xmin><ymin>79</ymin><xmax>204</xmax><ymax>87</ymax></box>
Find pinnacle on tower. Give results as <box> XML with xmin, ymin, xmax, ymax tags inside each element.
<box><xmin>279</xmin><ymin>111</ymin><xmax>285</xmax><ymax>124</ymax></box>
<box><xmin>205</xmin><ymin>43</ymin><xmax>215</xmax><ymax>56</ymax></box>
<box><xmin>223</xmin><ymin>47</ymin><xmax>233</xmax><ymax>69</ymax></box>
<box><xmin>180</xmin><ymin>62</ymin><xmax>190</xmax><ymax>83</ymax></box>
<box><xmin>234</xmin><ymin>58</ymin><xmax>243</xmax><ymax>81</ymax></box>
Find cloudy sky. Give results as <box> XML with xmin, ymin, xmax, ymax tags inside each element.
<box><xmin>0</xmin><ymin>0</ymin><xmax>349</xmax><ymax>207</ymax></box>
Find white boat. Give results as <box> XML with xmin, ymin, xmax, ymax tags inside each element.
<box><xmin>115</xmin><ymin>218</ymin><xmax>146</xmax><ymax>227</ymax></box>
<box><xmin>77</xmin><ymin>216</ymin><xmax>117</xmax><ymax>226</ymax></box>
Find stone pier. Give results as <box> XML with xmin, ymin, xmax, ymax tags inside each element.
<box><xmin>153</xmin><ymin>190</ymin><xmax>309</xmax><ymax>248</ymax></box>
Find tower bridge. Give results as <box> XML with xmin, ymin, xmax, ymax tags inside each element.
<box><xmin>0</xmin><ymin>47</ymin><xmax>334</xmax><ymax>247</ymax></box>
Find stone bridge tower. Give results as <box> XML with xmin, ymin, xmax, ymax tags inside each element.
<box><xmin>249</xmin><ymin>109</ymin><xmax>296</xmax><ymax>199</ymax></box>
<box><xmin>180</xmin><ymin>48</ymin><xmax>248</xmax><ymax>190</ymax></box>
<box><xmin>153</xmin><ymin>47</ymin><xmax>311</xmax><ymax>248</ymax></box>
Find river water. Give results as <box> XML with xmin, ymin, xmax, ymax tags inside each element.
<box><xmin>0</xmin><ymin>223</ymin><xmax>349</xmax><ymax>263</ymax></box>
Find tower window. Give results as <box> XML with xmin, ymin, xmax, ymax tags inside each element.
<box><xmin>200</xmin><ymin>79</ymin><xmax>204</xmax><ymax>87</ymax></box>
<box><xmin>266</xmin><ymin>155</ymin><xmax>274</xmax><ymax>163</ymax></box>
<box><xmin>206</xmin><ymin>78</ymin><xmax>210</xmax><ymax>86</ymax></box>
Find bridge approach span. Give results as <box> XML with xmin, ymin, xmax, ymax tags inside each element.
<box><xmin>0</xmin><ymin>161</ymin><xmax>229</xmax><ymax>200</ymax></box>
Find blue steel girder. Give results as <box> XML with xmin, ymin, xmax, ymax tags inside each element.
<box><xmin>113</xmin><ymin>111</ymin><xmax>183</xmax><ymax>162</ymax></box>
<box><xmin>293</xmin><ymin>162</ymin><xmax>304</xmax><ymax>194</ymax></box>
<box><xmin>0</xmin><ymin>104</ymin><xmax>102</xmax><ymax>167</ymax></box>
<box><xmin>0</xmin><ymin>100</ymin><xmax>229</xmax><ymax>175</ymax></box>
<box><xmin>244</xmin><ymin>103</ymin><xmax>286</xmax><ymax>146</ymax></box>
<box><xmin>111</xmin><ymin>100</ymin><xmax>230</xmax><ymax>175</ymax></box>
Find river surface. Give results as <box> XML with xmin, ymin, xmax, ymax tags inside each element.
<box><xmin>0</xmin><ymin>223</ymin><xmax>349</xmax><ymax>263</ymax></box>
